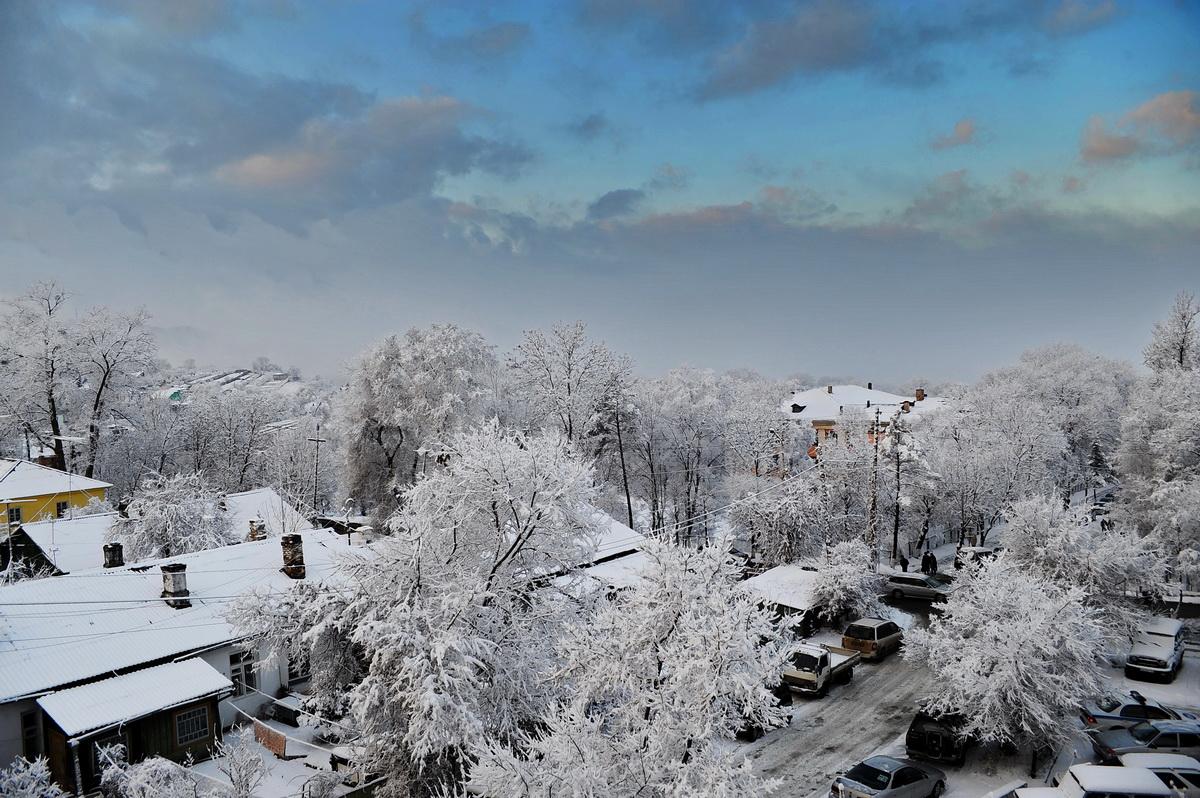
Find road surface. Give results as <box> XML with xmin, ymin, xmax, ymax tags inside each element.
<box><xmin>745</xmin><ymin>602</ymin><xmax>938</xmax><ymax>795</ymax></box>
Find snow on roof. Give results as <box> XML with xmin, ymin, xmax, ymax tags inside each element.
<box><xmin>583</xmin><ymin>506</ymin><xmax>647</xmax><ymax>562</ymax></box>
<box><xmin>780</xmin><ymin>385</ymin><xmax>946</xmax><ymax>423</ymax></box>
<box><xmin>0</xmin><ymin>459</ymin><xmax>111</xmax><ymax>500</ymax></box>
<box><xmin>20</xmin><ymin>512</ymin><xmax>119</xmax><ymax>574</ymax></box>
<box><xmin>224</xmin><ymin>487</ymin><xmax>314</xmax><ymax>539</ymax></box>
<box><xmin>37</xmin><ymin>658</ymin><xmax>231</xmax><ymax>737</ymax></box>
<box><xmin>0</xmin><ymin>528</ymin><xmax>346</xmax><ymax>703</ymax></box>
<box><xmin>1065</xmin><ymin>764</ymin><xmax>1172</xmax><ymax>791</ymax></box>
<box><xmin>1139</xmin><ymin>617</ymin><xmax>1183</xmax><ymax>636</ymax></box>
<box><xmin>742</xmin><ymin>565</ymin><xmax>820</xmax><ymax>611</ymax></box>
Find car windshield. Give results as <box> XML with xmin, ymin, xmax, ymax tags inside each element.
<box><xmin>792</xmin><ymin>653</ymin><xmax>820</xmax><ymax>672</ymax></box>
<box><xmin>845</xmin><ymin>625</ymin><xmax>874</xmax><ymax>640</ymax></box>
<box><xmin>1095</xmin><ymin>694</ymin><xmax>1122</xmax><ymax>712</ymax></box>
<box><xmin>1128</xmin><ymin>722</ymin><xmax>1158</xmax><ymax>742</ymax></box>
<box><xmin>844</xmin><ymin>763</ymin><xmax>891</xmax><ymax>789</ymax></box>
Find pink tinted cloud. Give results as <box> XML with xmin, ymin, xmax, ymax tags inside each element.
<box><xmin>1061</xmin><ymin>175</ymin><xmax>1085</xmax><ymax>194</ymax></box>
<box><xmin>1080</xmin><ymin>116</ymin><xmax>1138</xmax><ymax>162</ymax></box>
<box><xmin>1124</xmin><ymin>90</ymin><xmax>1200</xmax><ymax>145</ymax></box>
<box><xmin>931</xmin><ymin>117</ymin><xmax>977</xmax><ymax>150</ymax></box>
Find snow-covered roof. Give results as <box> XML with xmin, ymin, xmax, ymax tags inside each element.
<box><xmin>0</xmin><ymin>459</ymin><xmax>111</xmax><ymax>500</ymax></box>
<box><xmin>780</xmin><ymin>385</ymin><xmax>946</xmax><ymax>423</ymax></box>
<box><xmin>0</xmin><ymin>528</ymin><xmax>346</xmax><ymax>703</ymax></box>
<box><xmin>37</xmin><ymin>658</ymin><xmax>232</xmax><ymax>737</ymax></box>
<box><xmin>584</xmin><ymin>506</ymin><xmax>647</xmax><ymax>562</ymax></box>
<box><xmin>20</xmin><ymin>512</ymin><xmax>119</xmax><ymax>574</ymax></box>
<box><xmin>1139</xmin><ymin>617</ymin><xmax>1183</xmax><ymax>637</ymax></box>
<box><xmin>742</xmin><ymin>565</ymin><xmax>820</xmax><ymax>611</ymax></box>
<box><xmin>224</xmin><ymin>487</ymin><xmax>314</xmax><ymax>539</ymax></box>
<box><xmin>1064</xmin><ymin>764</ymin><xmax>1172</xmax><ymax>791</ymax></box>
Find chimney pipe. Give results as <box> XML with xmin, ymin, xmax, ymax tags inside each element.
<box><xmin>826</xmin><ymin>385</ymin><xmax>833</xmax><ymax>394</ymax></box>
<box><xmin>281</xmin><ymin>534</ymin><xmax>305</xmax><ymax>579</ymax></box>
<box><xmin>915</xmin><ymin>387</ymin><xmax>926</xmax><ymax>402</ymax></box>
<box><xmin>247</xmin><ymin>519</ymin><xmax>267</xmax><ymax>541</ymax></box>
<box><xmin>867</xmin><ymin>382</ymin><xmax>872</xmax><ymax>390</ymax></box>
<box><xmin>103</xmin><ymin>542</ymin><xmax>124</xmax><ymax>569</ymax></box>
<box><xmin>161</xmin><ymin>563</ymin><xmax>191</xmax><ymax>609</ymax></box>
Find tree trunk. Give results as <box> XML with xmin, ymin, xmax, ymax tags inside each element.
<box><xmin>614</xmin><ymin>410</ymin><xmax>634</xmax><ymax>529</ymax></box>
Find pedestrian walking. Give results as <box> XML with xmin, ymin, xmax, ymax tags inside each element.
<box><xmin>899</xmin><ymin>554</ymin><xmax>909</xmax><ymax>572</ymax></box>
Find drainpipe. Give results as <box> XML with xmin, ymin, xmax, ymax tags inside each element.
<box><xmin>69</xmin><ymin>739</ymin><xmax>83</xmax><ymax>797</ymax></box>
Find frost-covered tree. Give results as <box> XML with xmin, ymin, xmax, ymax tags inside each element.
<box><xmin>468</xmin><ymin>538</ymin><xmax>791</xmax><ymax>798</ymax></box>
<box><xmin>810</xmin><ymin>539</ymin><xmax>884</xmax><ymax>623</ymax></box>
<box><xmin>727</xmin><ymin>471</ymin><xmax>822</xmax><ymax>565</ymax></box>
<box><xmin>182</xmin><ymin>389</ymin><xmax>288</xmax><ymax>494</ymax></box>
<box><xmin>507</xmin><ymin>321</ymin><xmax>626</xmax><ymax>444</ymax></box>
<box><xmin>1144</xmin><ymin>291</ymin><xmax>1199</xmax><ymax>372</ymax></box>
<box><xmin>0</xmin><ymin>756</ymin><xmax>64</xmax><ymax>798</ymax></box>
<box><xmin>1001</xmin><ymin>495</ymin><xmax>1165</xmax><ymax>635</ymax></box>
<box><xmin>98</xmin><ymin>745</ymin><xmax>204</xmax><ymax>798</ymax></box>
<box><xmin>810</xmin><ymin>410</ymin><xmax>874</xmax><ymax>547</ymax></box>
<box><xmin>113</xmin><ymin>472</ymin><xmax>236</xmax><ymax>560</ymax></box>
<box><xmin>213</xmin><ymin>731</ymin><xmax>270</xmax><ymax>798</ymax></box>
<box><xmin>879</xmin><ymin>413</ymin><xmax>938</xmax><ymax>560</ymax></box>
<box><xmin>0</xmin><ymin>282</ymin><xmax>77</xmax><ymax>471</ymax></box>
<box><xmin>904</xmin><ymin>558</ymin><xmax>1108</xmax><ymax>772</ymax></box>
<box><xmin>76</xmin><ymin>307</ymin><xmax>156</xmax><ymax>478</ymax></box>
<box><xmin>230</xmin><ymin>421</ymin><xmax>598</xmax><ymax>798</ymax></box>
<box><xmin>336</xmin><ymin>325</ymin><xmax>496</xmax><ymax>516</ymax></box>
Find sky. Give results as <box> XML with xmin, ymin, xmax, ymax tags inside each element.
<box><xmin>1</xmin><ymin>0</ymin><xmax>1198</xmax><ymax>382</ymax></box>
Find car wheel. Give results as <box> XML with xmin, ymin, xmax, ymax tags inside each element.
<box><xmin>891</xmin><ymin>589</ymin><xmax>904</xmax><ymax>600</ymax></box>
<box><xmin>843</xmin><ymin>667</ymin><xmax>854</xmax><ymax>684</ymax></box>
<box><xmin>929</xmin><ymin>780</ymin><xmax>945</xmax><ymax>798</ymax></box>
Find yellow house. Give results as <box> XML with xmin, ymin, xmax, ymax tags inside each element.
<box><xmin>0</xmin><ymin>459</ymin><xmax>111</xmax><ymax>526</ymax></box>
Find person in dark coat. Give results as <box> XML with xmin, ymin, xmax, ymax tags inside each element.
<box><xmin>921</xmin><ymin>551</ymin><xmax>935</xmax><ymax>574</ymax></box>
<box><xmin>898</xmin><ymin>554</ymin><xmax>909</xmax><ymax>572</ymax></box>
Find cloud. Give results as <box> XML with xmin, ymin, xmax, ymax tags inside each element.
<box><xmin>1061</xmin><ymin>175</ymin><xmax>1085</xmax><ymax>193</ymax></box>
<box><xmin>1124</xmin><ymin>90</ymin><xmax>1200</xmax><ymax>146</ymax></box>
<box><xmin>931</xmin><ymin>118</ymin><xmax>978</xmax><ymax>150</ymax></box>
<box><xmin>576</xmin><ymin>0</ymin><xmax>741</xmax><ymax>53</ymax></box>
<box><xmin>1080</xmin><ymin>116</ymin><xmax>1139</xmax><ymax>162</ymax></box>
<box><xmin>902</xmin><ymin>170</ymin><xmax>1005</xmax><ymax>224</ymax></box>
<box><xmin>408</xmin><ymin>11</ymin><xmax>531</xmax><ymax>63</ymax></box>
<box><xmin>1041</xmin><ymin>0</ymin><xmax>1118</xmax><ymax>36</ymax></box>
<box><xmin>587</xmin><ymin>188</ymin><xmax>647</xmax><ymax>220</ymax></box>
<box><xmin>646</xmin><ymin>163</ymin><xmax>689</xmax><ymax>191</ymax></box>
<box><xmin>699</xmin><ymin>0</ymin><xmax>874</xmax><ymax>99</ymax></box>
<box><xmin>567</xmin><ymin>112</ymin><xmax>611</xmax><ymax>141</ymax></box>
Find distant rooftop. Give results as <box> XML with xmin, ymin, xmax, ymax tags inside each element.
<box><xmin>0</xmin><ymin>459</ymin><xmax>111</xmax><ymax>500</ymax></box>
<box><xmin>781</xmin><ymin>384</ymin><xmax>946</xmax><ymax>422</ymax></box>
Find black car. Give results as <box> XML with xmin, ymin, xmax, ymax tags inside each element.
<box><xmin>905</xmin><ymin>711</ymin><xmax>971</xmax><ymax>766</ymax></box>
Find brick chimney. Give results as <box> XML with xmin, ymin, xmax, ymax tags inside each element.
<box><xmin>826</xmin><ymin>385</ymin><xmax>833</xmax><ymax>394</ymax></box>
<box><xmin>281</xmin><ymin>534</ymin><xmax>305</xmax><ymax>579</ymax></box>
<box><xmin>247</xmin><ymin>519</ymin><xmax>267</xmax><ymax>541</ymax></box>
<box><xmin>103</xmin><ymin>542</ymin><xmax>124</xmax><ymax>569</ymax></box>
<box><xmin>915</xmin><ymin>387</ymin><xmax>926</xmax><ymax>402</ymax></box>
<box><xmin>161</xmin><ymin>563</ymin><xmax>191</xmax><ymax>609</ymax></box>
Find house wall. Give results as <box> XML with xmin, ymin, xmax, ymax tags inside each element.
<box><xmin>0</xmin><ymin>697</ymin><xmax>39</xmax><ymax>770</ymax></box>
<box><xmin>10</xmin><ymin>488</ymin><xmax>108</xmax><ymax>525</ymax></box>
<box><xmin>199</xmin><ymin>644</ymin><xmax>289</xmax><ymax>729</ymax></box>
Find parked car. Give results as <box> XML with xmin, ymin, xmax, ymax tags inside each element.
<box><xmin>1080</xmin><ymin>690</ymin><xmax>1197</xmax><ymax>731</ymax></box>
<box><xmin>886</xmin><ymin>573</ymin><xmax>955</xmax><ymax>602</ymax></box>
<box><xmin>782</xmin><ymin>642</ymin><xmax>858</xmax><ymax>697</ymax></box>
<box><xmin>735</xmin><ymin>683</ymin><xmax>794</xmax><ymax>742</ymax></box>
<box><xmin>1090</xmin><ymin>721</ymin><xmax>1200</xmax><ymax>763</ymax></box>
<box><xmin>831</xmin><ymin>755</ymin><xmax>945</xmax><ymax>798</ymax></box>
<box><xmin>1127</xmin><ymin>618</ymin><xmax>1186</xmax><ymax>683</ymax></box>
<box><xmin>1054</xmin><ymin>764</ymin><xmax>1173</xmax><ymax>798</ymax></box>
<box><xmin>842</xmin><ymin>618</ymin><xmax>904</xmax><ymax>661</ymax></box>
<box><xmin>905</xmin><ymin>711</ymin><xmax>971</xmax><ymax>766</ymax></box>
<box><xmin>1117</xmin><ymin>754</ymin><xmax>1200</xmax><ymax>797</ymax></box>
<box><xmin>981</xmin><ymin>781</ymin><xmax>1027</xmax><ymax>798</ymax></box>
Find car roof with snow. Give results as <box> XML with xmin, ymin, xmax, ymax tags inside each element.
<box><xmin>862</xmin><ymin>755</ymin><xmax>906</xmax><ymax>773</ymax></box>
<box><xmin>848</xmin><ymin>617</ymin><xmax>892</xmax><ymax>628</ymax></box>
<box><xmin>1064</xmin><ymin>764</ymin><xmax>1173</xmax><ymax>791</ymax></box>
<box><xmin>1118</xmin><ymin>753</ymin><xmax>1200</xmax><ymax>771</ymax></box>
<box><xmin>1139</xmin><ymin>617</ymin><xmax>1183</xmax><ymax>636</ymax></box>
<box><xmin>742</xmin><ymin>564</ymin><xmax>820</xmax><ymax>611</ymax></box>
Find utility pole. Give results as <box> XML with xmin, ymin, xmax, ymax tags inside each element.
<box><xmin>307</xmin><ymin>424</ymin><xmax>327</xmax><ymax>512</ymax></box>
<box><xmin>867</xmin><ymin>407</ymin><xmax>881</xmax><ymax>573</ymax></box>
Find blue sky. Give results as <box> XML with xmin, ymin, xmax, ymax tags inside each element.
<box><xmin>1</xmin><ymin>0</ymin><xmax>1198</xmax><ymax>381</ymax></box>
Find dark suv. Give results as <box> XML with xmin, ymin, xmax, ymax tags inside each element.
<box><xmin>905</xmin><ymin>711</ymin><xmax>971</xmax><ymax>766</ymax></box>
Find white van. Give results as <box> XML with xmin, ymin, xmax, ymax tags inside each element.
<box><xmin>1054</xmin><ymin>764</ymin><xmax>1173</xmax><ymax>798</ymax></box>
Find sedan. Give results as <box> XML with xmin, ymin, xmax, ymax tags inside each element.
<box><xmin>886</xmin><ymin>574</ymin><xmax>955</xmax><ymax>602</ymax></box>
<box><xmin>830</xmin><ymin>755</ymin><xmax>945</xmax><ymax>797</ymax></box>
<box><xmin>1080</xmin><ymin>690</ymin><xmax>1196</xmax><ymax>731</ymax></box>
<box><xmin>1089</xmin><ymin>720</ymin><xmax>1200</xmax><ymax>763</ymax></box>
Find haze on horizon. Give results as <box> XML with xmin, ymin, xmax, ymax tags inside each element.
<box><xmin>1</xmin><ymin>0</ymin><xmax>1198</xmax><ymax>381</ymax></box>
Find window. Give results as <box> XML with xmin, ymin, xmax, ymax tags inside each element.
<box><xmin>20</xmin><ymin>711</ymin><xmax>41</xmax><ymax>759</ymax></box>
<box><xmin>55</xmin><ymin>501</ymin><xmax>69</xmax><ymax>519</ymax></box>
<box><xmin>1150</xmin><ymin>732</ymin><xmax>1177</xmax><ymax>749</ymax></box>
<box><xmin>175</xmin><ymin>706</ymin><xmax>209</xmax><ymax>745</ymax></box>
<box><xmin>894</xmin><ymin>768</ymin><xmax>924</xmax><ymax>787</ymax></box>
<box><xmin>92</xmin><ymin>732</ymin><xmax>125</xmax><ymax>772</ymax></box>
<box><xmin>1122</xmin><ymin>705</ymin><xmax>1150</xmax><ymax>719</ymax></box>
<box><xmin>7</xmin><ymin>507</ymin><xmax>20</xmax><ymax>525</ymax></box>
<box><xmin>287</xmin><ymin>651</ymin><xmax>310</xmax><ymax>683</ymax></box>
<box><xmin>230</xmin><ymin>651</ymin><xmax>257</xmax><ymax>696</ymax></box>
<box><xmin>1177</xmin><ymin>733</ymin><xmax>1199</xmax><ymax>747</ymax></box>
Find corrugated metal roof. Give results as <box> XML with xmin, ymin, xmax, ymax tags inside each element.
<box><xmin>0</xmin><ymin>528</ymin><xmax>350</xmax><ymax>702</ymax></box>
<box><xmin>20</xmin><ymin>512</ymin><xmax>119</xmax><ymax>574</ymax></box>
<box><xmin>37</xmin><ymin>658</ymin><xmax>231</xmax><ymax>736</ymax></box>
